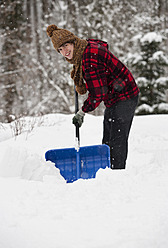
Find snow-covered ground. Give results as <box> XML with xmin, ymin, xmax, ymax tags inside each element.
<box><xmin>0</xmin><ymin>113</ymin><xmax>168</xmax><ymax>248</ymax></box>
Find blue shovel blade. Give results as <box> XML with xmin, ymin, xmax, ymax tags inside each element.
<box><xmin>45</xmin><ymin>144</ymin><xmax>110</xmax><ymax>183</ymax></box>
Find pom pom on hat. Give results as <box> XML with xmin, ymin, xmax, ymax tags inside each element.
<box><xmin>46</xmin><ymin>24</ymin><xmax>58</xmax><ymax>37</ymax></box>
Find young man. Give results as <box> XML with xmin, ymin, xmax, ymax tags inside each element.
<box><xmin>47</xmin><ymin>24</ymin><xmax>139</xmax><ymax>169</ymax></box>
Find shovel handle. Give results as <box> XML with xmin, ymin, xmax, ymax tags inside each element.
<box><xmin>74</xmin><ymin>87</ymin><xmax>80</xmax><ymax>144</ymax></box>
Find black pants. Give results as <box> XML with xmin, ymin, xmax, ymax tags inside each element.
<box><xmin>102</xmin><ymin>96</ymin><xmax>138</xmax><ymax>169</ymax></box>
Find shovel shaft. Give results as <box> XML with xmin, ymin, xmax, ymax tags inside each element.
<box><xmin>74</xmin><ymin>88</ymin><xmax>80</xmax><ymax>144</ymax></box>
<box><xmin>75</xmin><ymin>87</ymin><xmax>79</xmax><ymax>113</ymax></box>
<box><xmin>74</xmin><ymin>87</ymin><xmax>80</xmax><ymax>178</ymax></box>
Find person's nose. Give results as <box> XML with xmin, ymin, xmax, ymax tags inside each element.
<box><xmin>63</xmin><ymin>47</ymin><xmax>68</xmax><ymax>56</ymax></box>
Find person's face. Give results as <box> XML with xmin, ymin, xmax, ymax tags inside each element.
<box><xmin>58</xmin><ymin>43</ymin><xmax>74</xmax><ymax>59</ymax></box>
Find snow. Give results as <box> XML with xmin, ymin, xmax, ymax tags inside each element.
<box><xmin>156</xmin><ymin>77</ymin><xmax>168</xmax><ymax>86</ymax></box>
<box><xmin>156</xmin><ymin>103</ymin><xmax>168</xmax><ymax>111</ymax></box>
<box><xmin>151</xmin><ymin>51</ymin><xmax>168</xmax><ymax>64</ymax></box>
<box><xmin>0</xmin><ymin>113</ymin><xmax>168</xmax><ymax>248</ymax></box>
<box><xmin>136</xmin><ymin>103</ymin><xmax>168</xmax><ymax>114</ymax></box>
<box><xmin>136</xmin><ymin>103</ymin><xmax>154</xmax><ymax>114</ymax></box>
<box><xmin>140</xmin><ymin>32</ymin><xmax>163</xmax><ymax>44</ymax></box>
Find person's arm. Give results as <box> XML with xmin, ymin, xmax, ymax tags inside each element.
<box><xmin>82</xmin><ymin>65</ymin><xmax>108</xmax><ymax>113</ymax></box>
<box><xmin>72</xmin><ymin>65</ymin><xmax>108</xmax><ymax>127</ymax></box>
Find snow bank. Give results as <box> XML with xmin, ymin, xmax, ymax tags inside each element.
<box><xmin>0</xmin><ymin>114</ymin><xmax>168</xmax><ymax>248</ymax></box>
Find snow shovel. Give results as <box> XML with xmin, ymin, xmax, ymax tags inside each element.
<box><xmin>45</xmin><ymin>89</ymin><xmax>110</xmax><ymax>183</ymax></box>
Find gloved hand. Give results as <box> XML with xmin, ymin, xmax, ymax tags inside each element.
<box><xmin>72</xmin><ymin>109</ymin><xmax>85</xmax><ymax>127</ymax></box>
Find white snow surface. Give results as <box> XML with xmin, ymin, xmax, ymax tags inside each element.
<box><xmin>0</xmin><ymin>113</ymin><xmax>168</xmax><ymax>248</ymax></box>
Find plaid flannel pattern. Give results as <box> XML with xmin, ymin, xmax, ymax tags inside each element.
<box><xmin>81</xmin><ymin>39</ymin><xmax>139</xmax><ymax>113</ymax></box>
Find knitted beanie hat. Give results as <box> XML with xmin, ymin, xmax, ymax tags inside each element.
<box><xmin>46</xmin><ymin>24</ymin><xmax>77</xmax><ymax>51</ymax></box>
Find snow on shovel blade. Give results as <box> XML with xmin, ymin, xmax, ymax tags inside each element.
<box><xmin>45</xmin><ymin>144</ymin><xmax>110</xmax><ymax>183</ymax></box>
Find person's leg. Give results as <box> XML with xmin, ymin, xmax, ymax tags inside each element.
<box><xmin>102</xmin><ymin>96</ymin><xmax>138</xmax><ymax>169</ymax></box>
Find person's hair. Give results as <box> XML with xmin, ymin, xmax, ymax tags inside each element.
<box><xmin>57</xmin><ymin>40</ymin><xmax>75</xmax><ymax>53</ymax></box>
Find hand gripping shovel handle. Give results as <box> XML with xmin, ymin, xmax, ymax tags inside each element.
<box><xmin>74</xmin><ymin>87</ymin><xmax>80</xmax><ymax>148</ymax></box>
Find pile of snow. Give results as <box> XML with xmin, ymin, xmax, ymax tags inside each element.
<box><xmin>0</xmin><ymin>113</ymin><xmax>168</xmax><ymax>248</ymax></box>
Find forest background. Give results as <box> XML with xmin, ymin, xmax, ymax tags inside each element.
<box><xmin>0</xmin><ymin>0</ymin><xmax>168</xmax><ymax>123</ymax></box>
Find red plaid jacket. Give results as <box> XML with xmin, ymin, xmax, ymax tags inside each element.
<box><xmin>81</xmin><ymin>39</ymin><xmax>139</xmax><ymax>112</ymax></box>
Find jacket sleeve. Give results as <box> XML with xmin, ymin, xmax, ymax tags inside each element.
<box><xmin>82</xmin><ymin>64</ymin><xmax>108</xmax><ymax>113</ymax></box>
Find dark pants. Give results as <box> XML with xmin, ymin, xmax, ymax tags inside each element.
<box><xmin>102</xmin><ymin>95</ymin><xmax>138</xmax><ymax>169</ymax></box>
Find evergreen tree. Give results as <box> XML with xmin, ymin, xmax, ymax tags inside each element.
<box><xmin>128</xmin><ymin>32</ymin><xmax>168</xmax><ymax>114</ymax></box>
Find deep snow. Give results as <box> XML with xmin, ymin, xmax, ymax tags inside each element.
<box><xmin>0</xmin><ymin>114</ymin><xmax>168</xmax><ymax>248</ymax></box>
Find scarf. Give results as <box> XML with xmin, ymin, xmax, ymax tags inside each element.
<box><xmin>66</xmin><ymin>38</ymin><xmax>88</xmax><ymax>95</ymax></box>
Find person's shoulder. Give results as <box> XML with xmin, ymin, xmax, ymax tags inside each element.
<box><xmin>87</xmin><ymin>39</ymin><xmax>108</xmax><ymax>48</ymax></box>
<box><xmin>85</xmin><ymin>40</ymin><xmax>98</xmax><ymax>51</ymax></box>
<box><xmin>83</xmin><ymin>40</ymin><xmax>109</xmax><ymax>69</ymax></box>
<box><xmin>84</xmin><ymin>39</ymin><xmax>108</xmax><ymax>56</ymax></box>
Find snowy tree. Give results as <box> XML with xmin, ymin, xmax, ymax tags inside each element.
<box><xmin>0</xmin><ymin>0</ymin><xmax>26</xmax><ymax>122</ymax></box>
<box><xmin>22</xmin><ymin>0</ymin><xmax>74</xmax><ymax>116</ymax></box>
<box><xmin>128</xmin><ymin>32</ymin><xmax>168</xmax><ymax>114</ymax></box>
